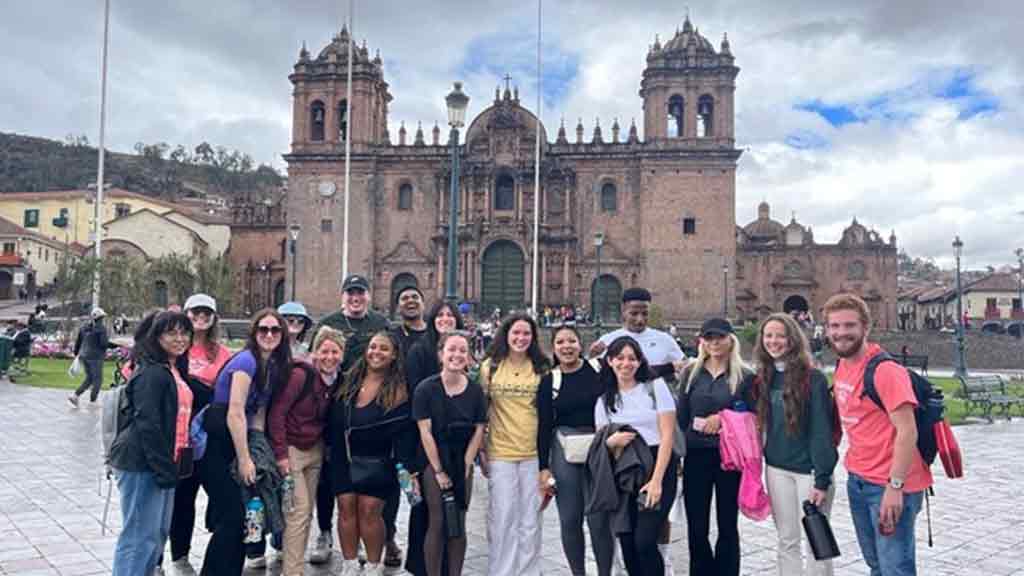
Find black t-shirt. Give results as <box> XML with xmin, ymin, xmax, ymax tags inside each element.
<box><xmin>412</xmin><ymin>374</ymin><xmax>487</xmax><ymax>432</ymax></box>
<box><xmin>391</xmin><ymin>323</ymin><xmax>428</xmax><ymax>360</ymax></box>
<box><xmin>535</xmin><ymin>361</ymin><xmax>603</xmax><ymax>470</ymax></box>
<box><xmin>315</xmin><ymin>309</ymin><xmax>390</xmax><ymax>372</ymax></box>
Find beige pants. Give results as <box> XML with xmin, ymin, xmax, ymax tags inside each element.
<box><xmin>765</xmin><ymin>464</ymin><xmax>835</xmax><ymax>576</ymax></box>
<box><xmin>282</xmin><ymin>442</ymin><xmax>323</xmax><ymax>576</ymax></box>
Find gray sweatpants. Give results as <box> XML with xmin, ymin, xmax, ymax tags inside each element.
<box><xmin>74</xmin><ymin>358</ymin><xmax>104</xmax><ymax>402</ymax></box>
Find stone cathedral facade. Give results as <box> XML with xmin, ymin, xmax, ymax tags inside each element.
<box><xmin>285</xmin><ymin>17</ymin><xmax>742</xmax><ymax>322</ymax></box>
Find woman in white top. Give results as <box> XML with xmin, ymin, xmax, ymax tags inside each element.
<box><xmin>594</xmin><ymin>335</ymin><xmax>678</xmax><ymax>576</ymax></box>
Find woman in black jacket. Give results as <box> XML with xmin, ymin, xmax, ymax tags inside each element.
<box><xmin>109</xmin><ymin>311</ymin><xmax>194</xmax><ymax>576</ymax></box>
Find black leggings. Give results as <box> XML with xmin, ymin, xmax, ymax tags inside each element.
<box><xmin>316</xmin><ymin>464</ymin><xmax>334</xmax><ymax>534</ymax></box>
<box><xmin>198</xmin><ymin>405</ymin><xmax>245</xmax><ymax>576</ymax></box>
<box><xmin>619</xmin><ymin>447</ymin><xmax>678</xmax><ymax>576</ymax></box>
<box><xmin>422</xmin><ymin>465</ymin><xmax>471</xmax><ymax>576</ymax></box>
<box><xmin>683</xmin><ymin>447</ymin><xmax>741</xmax><ymax>576</ymax></box>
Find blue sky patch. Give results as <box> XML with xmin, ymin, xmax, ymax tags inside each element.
<box><xmin>458</xmin><ymin>31</ymin><xmax>579</xmax><ymax>106</ymax></box>
<box><xmin>784</xmin><ymin>130</ymin><xmax>829</xmax><ymax>150</ymax></box>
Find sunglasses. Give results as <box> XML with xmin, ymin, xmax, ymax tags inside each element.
<box><xmin>256</xmin><ymin>325</ymin><xmax>283</xmax><ymax>336</ymax></box>
<box><xmin>188</xmin><ymin>307</ymin><xmax>215</xmax><ymax>318</ymax></box>
<box><xmin>285</xmin><ymin>316</ymin><xmax>305</xmax><ymax>324</ymax></box>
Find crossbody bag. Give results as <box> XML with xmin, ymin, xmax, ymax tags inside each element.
<box><xmin>553</xmin><ymin>358</ymin><xmax>603</xmax><ymax>464</ymax></box>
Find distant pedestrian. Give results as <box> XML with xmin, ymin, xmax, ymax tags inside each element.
<box><xmin>67</xmin><ymin>308</ymin><xmax>110</xmax><ymax>407</ymax></box>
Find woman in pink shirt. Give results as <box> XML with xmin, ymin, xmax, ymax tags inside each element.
<box><xmin>165</xmin><ymin>293</ymin><xmax>234</xmax><ymax>575</ymax></box>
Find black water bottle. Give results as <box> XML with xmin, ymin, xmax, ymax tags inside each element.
<box><xmin>802</xmin><ymin>500</ymin><xmax>840</xmax><ymax>560</ymax></box>
<box><xmin>442</xmin><ymin>489</ymin><xmax>464</xmax><ymax>540</ymax></box>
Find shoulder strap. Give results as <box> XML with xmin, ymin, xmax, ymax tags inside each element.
<box><xmin>551</xmin><ymin>368</ymin><xmax>562</xmax><ymax>400</ymax></box>
<box><xmin>587</xmin><ymin>357</ymin><xmax>602</xmax><ymax>372</ymax></box>
<box><xmin>862</xmin><ymin>352</ymin><xmax>896</xmax><ymax>411</ymax></box>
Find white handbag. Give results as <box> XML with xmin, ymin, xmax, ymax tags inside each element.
<box><xmin>551</xmin><ymin>365</ymin><xmax>599</xmax><ymax>464</ymax></box>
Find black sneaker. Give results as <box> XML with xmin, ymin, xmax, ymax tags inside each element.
<box><xmin>67</xmin><ymin>395</ymin><xmax>79</xmax><ymax>408</ymax></box>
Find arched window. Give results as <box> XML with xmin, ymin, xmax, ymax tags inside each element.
<box><xmin>697</xmin><ymin>95</ymin><xmax>714</xmax><ymax>138</ymax></box>
<box><xmin>397</xmin><ymin>183</ymin><xmax>413</xmax><ymax>211</ymax></box>
<box><xmin>495</xmin><ymin>174</ymin><xmax>515</xmax><ymax>211</ymax></box>
<box><xmin>338</xmin><ymin>99</ymin><xmax>348</xmax><ymax>141</ymax></box>
<box><xmin>667</xmin><ymin>95</ymin><xmax>684</xmax><ymax>138</ymax></box>
<box><xmin>600</xmin><ymin>182</ymin><xmax>617</xmax><ymax>212</ymax></box>
<box><xmin>310</xmin><ymin>100</ymin><xmax>326</xmax><ymax>141</ymax></box>
<box><xmin>848</xmin><ymin>260</ymin><xmax>867</xmax><ymax>280</ymax></box>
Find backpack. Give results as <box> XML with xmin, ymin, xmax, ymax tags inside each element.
<box><xmin>551</xmin><ymin>357</ymin><xmax>602</xmax><ymax>400</ymax></box>
<box><xmin>100</xmin><ymin>371</ymin><xmax>136</xmax><ymax>466</ymax></box>
<box><xmin>860</xmin><ymin>352</ymin><xmax>945</xmax><ymax>466</ymax></box>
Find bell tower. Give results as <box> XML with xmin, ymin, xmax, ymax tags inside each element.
<box><xmin>640</xmin><ymin>16</ymin><xmax>738</xmax><ymax>144</ymax></box>
<box><xmin>289</xmin><ymin>27</ymin><xmax>392</xmax><ymax>153</ymax></box>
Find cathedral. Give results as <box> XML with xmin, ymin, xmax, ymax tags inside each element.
<box><xmin>283</xmin><ymin>16</ymin><xmax>896</xmax><ymax>327</ymax></box>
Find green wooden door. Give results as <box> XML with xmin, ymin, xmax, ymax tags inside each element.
<box><xmin>481</xmin><ymin>241</ymin><xmax>525</xmax><ymax>315</ymax></box>
<box><xmin>592</xmin><ymin>275</ymin><xmax>622</xmax><ymax>324</ymax></box>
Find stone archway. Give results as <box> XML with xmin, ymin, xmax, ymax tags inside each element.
<box><xmin>481</xmin><ymin>240</ymin><xmax>525</xmax><ymax>315</ymax></box>
<box><xmin>390</xmin><ymin>273</ymin><xmax>419</xmax><ymax>317</ymax></box>
<box><xmin>783</xmin><ymin>294</ymin><xmax>809</xmax><ymax>314</ymax></box>
<box><xmin>591</xmin><ymin>274</ymin><xmax>622</xmax><ymax>324</ymax></box>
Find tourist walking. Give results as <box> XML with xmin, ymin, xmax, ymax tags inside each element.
<box><xmin>678</xmin><ymin>318</ymin><xmax>752</xmax><ymax>576</ymax></box>
<box><xmin>68</xmin><ymin>307</ymin><xmax>110</xmax><ymax>407</ymax></box>
<box><xmin>413</xmin><ymin>331</ymin><xmax>487</xmax><ymax>576</ymax></box>
<box><xmin>109</xmin><ymin>311</ymin><xmax>194</xmax><ymax>575</ymax></box>
<box><xmin>480</xmin><ymin>313</ymin><xmax>550</xmax><ymax>576</ymax></box>
<box><xmin>590</xmin><ymin>336</ymin><xmax>679</xmax><ymax>576</ymax></box>
<box><xmin>268</xmin><ymin>327</ymin><xmax>345</xmax><ymax>576</ymax></box>
<box><xmin>824</xmin><ymin>293</ymin><xmax>932</xmax><ymax>576</ymax></box>
<box><xmin>199</xmin><ymin>309</ymin><xmax>292</xmax><ymax>576</ymax></box>
<box><xmin>311</xmin><ymin>273</ymin><xmax>390</xmax><ymax>563</ymax></box>
<box><xmin>278</xmin><ymin>301</ymin><xmax>314</xmax><ymax>360</ymax></box>
<box><xmin>752</xmin><ymin>312</ymin><xmax>839</xmax><ymax>576</ymax></box>
<box><xmin>536</xmin><ymin>325</ymin><xmax>610</xmax><ymax>576</ymax></box>
<box><xmin>329</xmin><ymin>331</ymin><xmax>416</xmax><ymax>576</ymax></box>
<box><xmin>166</xmin><ymin>294</ymin><xmax>233</xmax><ymax>575</ymax></box>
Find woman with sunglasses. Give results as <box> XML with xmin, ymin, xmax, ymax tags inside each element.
<box><xmin>329</xmin><ymin>331</ymin><xmax>416</xmax><ymax>576</ymax></box>
<box><xmin>678</xmin><ymin>318</ymin><xmax>754</xmax><ymax>576</ymax></box>
<box><xmin>413</xmin><ymin>330</ymin><xmax>487</xmax><ymax>576</ymax></box>
<box><xmin>199</xmin><ymin>309</ymin><xmax>292</xmax><ymax>576</ymax></box>
<box><xmin>480</xmin><ymin>313</ymin><xmax>550</xmax><ymax>576</ymax></box>
<box><xmin>403</xmin><ymin>300</ymin><xmax>465</xmax><ymax>575</ymax></box>
<box><xmin>109</xmin><ymin>311</ymin><xmax>194</xmax><ymax>575</ymax></box>
<box><xmin>163</xmin><ymin>294</ymin><xmax>233</xmax><ymax>575</ymax></box>
<box><xmin>536</xmin><ymin>325</ymin><xmax>609</xmax><ymax>576</ymax></box>
<box><xmin>278</xmin><ymin>301</ymin><xmax>314</xmax><ymax>360</ymax></box>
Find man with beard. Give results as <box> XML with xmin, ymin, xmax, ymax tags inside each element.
<box><xmin>309</xmin><ymin>273</ymin><xmax>391</xmax><ymax>565</ymax></box>
<box><xmin>824</xmin><ymin>293</ymin><xmax>931</xmax><ymax>576</ymax></box>
<box><xmin>588</xmin><ymin>286</ymin><xmax>685</xmax><ymax>576</ymax></box>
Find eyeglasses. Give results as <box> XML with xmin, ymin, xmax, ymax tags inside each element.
<box><xmin>257</xmin><ymin>325</ymin><xmax>283</xmax><ymax>336</ymax></box>
<box><xmin>188</xmin><ymin>308</ymin><xmax>215</xmax><ymax>318</ymax></box>
<box><xmin>162</xmin><ymin>329</ymin><xmax>192</xmax><ymax>341</ymax></box>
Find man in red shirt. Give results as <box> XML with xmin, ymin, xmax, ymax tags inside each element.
<box><xmin>824</xmin><ymin>293</ymin><xmax>932</xmax><ymax>576</ymax></box>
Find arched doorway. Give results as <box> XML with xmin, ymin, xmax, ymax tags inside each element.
<box><xmin>481</xmin><ymin>240</ymin><xmax>525</xmax><ymax>315</ymax></box>
<box><xmin>273</xmin><ymin>279</ymin><xmax>286</xmax><ymax>308</ymax></box>
<box><xmin>592</xmin><ymin>274</ymin><xmax>622</xmax><ymax>324</ymax></box>
<box><xmin>783</xmin><ymin>295</ymin><xmax>809</xmax><ymax>314</ymax></box>
<box><xmin>0</xmin><ymin>270</ymin><xmax>12</xmax><ymax>299</ymax></box>
<box><xmin>153</xmin><ymin>280</ymin><xmax>169</xmax><ymax>308</ymax></box>
<box><xmin>390</xmin><ymin>273</ymin><xmax>419</xmax><ymax>317</ymax></box>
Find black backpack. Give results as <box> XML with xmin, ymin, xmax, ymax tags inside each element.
<box><xmin>861</xmin><ymin>352</ymin><xmax>944</xmax><ymax>466</ymax></box>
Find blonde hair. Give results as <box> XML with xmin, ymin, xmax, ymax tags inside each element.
<box><xmin>685</xmin><ymin>332</ymin><xmax>747</xmax><ymax>395</ymax></box>
<box><xmin>312</xmin><ymin>326</ymin><xmax>346</xmax><ymax>355</ymax></box>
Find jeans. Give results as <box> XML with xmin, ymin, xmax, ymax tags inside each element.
<box><xmin>112</xmin><ymin>470</ymin><xmax>175</xmax><ymax>576</ymax></box>
<box><xmin>74</xmin><ymin>358</ymin><xmax>104</xmax><ymax>402</ymax></box>
<box><xmin>847</xmin><ymin>473</ymin><xmax>923</xmax><ymax>576</ymax></box>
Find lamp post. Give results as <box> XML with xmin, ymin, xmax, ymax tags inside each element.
<box><xmin>288</xmin><ymin>223</ymin><xmax>300</xmax><ymax>301</ymax></box>
<box><xmin>1015</xmin><ymin>248</ymin><xmax>1023</xmax><ymax>326</ymax></box>
<box><xmin>953</xmin><ymin>236</ymin><xmax>967</xmax><ymax>379</ymax></box>
<box><xmin>594</xmin><ymin>232</ymin><xmax>605</xmax><ymax>328</ymax></box>
<box><xmin>722</xmin><ymin>262</ymin><xmax>729</xmax><ymax>317</ymax></box>
<box><xmin>444</xmin><ymin>82</ymin><xmax>469</xmax><ymax>304</ymax></box>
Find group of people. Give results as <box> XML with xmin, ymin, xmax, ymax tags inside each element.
<box><xmin>102</xmin><ymin>273</ymin><xmax>931</xmax><ymax>576</ymax></box>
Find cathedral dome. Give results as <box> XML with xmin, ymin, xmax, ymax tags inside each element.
<box><xmin>661</xmin><ymin>17</ymin><xmax>716</xmax><ymax>54</ymax></box>
<box><xmin>742</xmin><ymin>201</ymin><xmax>784</xmax><ymax>242</ymax></box>
<box><xmin>316</xmin><ymin>26</ymin><xmax>366</xmax><ymax>63</ymax></box>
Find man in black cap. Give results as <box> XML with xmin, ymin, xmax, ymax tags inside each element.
<box><xmin>309</xmin><ymin>273</ymin><xmax>390</xmax><ymax>565</ymax></box>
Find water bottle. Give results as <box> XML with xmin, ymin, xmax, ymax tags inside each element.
<box><xmin>802</xmin><ymin>500</ymin><xmax>840</xmax><ymax>560</ymax></box>
<box><xmin>281</xmin><ymin>474</ymin><xmax>295</xmax><ymax>513</ymax></box>
<box><xmin>396</xmin><ymin>463</ymin><xmax>422</xmax><ymax>506</ymax></box>
<box><xmin>244</xmin><ymin>496</ymin><xmax>265</xmax><ymax>544</ymax></box>
<box><xmin>441</xmin><ymin>489</ymin><xmax>464</xmax><ymax>540</ymax></box>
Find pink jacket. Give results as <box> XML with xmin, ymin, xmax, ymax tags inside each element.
<box><xmin>719</xmin><ymin>409</ymin><xmax>771</xmax><ymax>521</ymax></box>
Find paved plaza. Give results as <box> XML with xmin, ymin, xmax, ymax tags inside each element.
<box><xmin>0</xmin><ymin>380</ymin><xmax>1022</xmax><ymax>575</ymax></box>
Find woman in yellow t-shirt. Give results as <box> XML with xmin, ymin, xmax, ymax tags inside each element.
<box><xmin>479</xmin><ymin>313</ymin><xmax>550</xmax><ymax>576</ymax></box>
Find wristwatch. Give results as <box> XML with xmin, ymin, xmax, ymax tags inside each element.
<box><xmin>888</xmin><ymin>477</ymin><xmax>905</xmax><ymax>490</ymax></box>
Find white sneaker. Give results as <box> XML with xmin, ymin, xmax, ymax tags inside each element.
<box><xmin>246</xmin><ymin>555</ymin><xmax>268</xmax><ymax>569</ymax></box>
<box><xmin>170</xmin><ymin>557</ymin><xmax>197</xmax><ymax>576</ymax></box>
<box><xmin>340</xmin><ymin>558</ymin><xmax>363</xmax><ymax>576</ymax></box>
<box><xmin>363</xmin><ymin>562</ymin><xmax>383</xmax><ymax>576</ymax></box>
<box><xmin>309</xmin><ymin>531</ymin><xmax>332</xmax><ymax>565</ymax></box>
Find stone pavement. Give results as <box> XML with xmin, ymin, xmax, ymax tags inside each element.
<box><xmin>1</xmin><ymin>380</ymin><xmax>1023</xmax><ymax>575</ymax></box>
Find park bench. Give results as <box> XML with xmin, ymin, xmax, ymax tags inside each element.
<box><xmin>898</xmin><ymin>353</ymin><xmax>929</xmax><ymax>375</ymax></box>
<box><xmin>958</xmin><ymin>374</ymin><xmax>1024</xmax><ymax>422</ymax></box>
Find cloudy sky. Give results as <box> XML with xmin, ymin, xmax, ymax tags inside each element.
<box><xmin>3</xmin><ymin>0</ymin><xmax>1022</xmax><ymax>269</ymax></box>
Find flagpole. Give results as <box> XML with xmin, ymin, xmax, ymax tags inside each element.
<box><xmin>530</xmin><ymin>0</ymin><xmax>542</xmax><ymax>316</ymax></box>
<box><xmin>341</xmin><ymin>0</ymin><xmax>354</xmax><ymax>279</ymax></box>
<box><xmin>92</xmin><ymin>0</ymin><xmax>111</xmax><ymax>310</ymax></box>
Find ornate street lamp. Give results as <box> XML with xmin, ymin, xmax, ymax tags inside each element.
<box><xmin>953</xmin><ymin>236</ymin><xmax>967</xmax><ymax>379</ymax></box>
<box><xmin>722</xmin><ymin>262</ymin><xmax>730</xmax><ymax>317</ymax></box>
<box><xmin>1015</xmin><ymin>247</ymin><xmax>1023</xmax><ymax>328</ymax></box>
<box><xmin>444</xmin><ymin>82</ymin><xmax>469</xmax><ymax>304</ymax></box>
<box><xmin>289</xmin><ymin>223</ymin><xmax>300</xmax><ymax>301</ymax></box>
<box><xmin>594</xmin><ymin>232</ymin><xmax>605</xmax><ymax>329</ymax></box>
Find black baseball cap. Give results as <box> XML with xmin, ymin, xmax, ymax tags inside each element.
<box><xmin>700</xmin><ymin>317</ymin><xmax>734</xmax><ymax>337</ymax></box>
<box><xmin>341</xmin><ymin>274</ymin><xmax>370</xmax><ymax>292</ymax></box>
<box><xmin>622</xmin><ymin>287</ymin><xmax>652</xmax><ymax>303</ymax></box>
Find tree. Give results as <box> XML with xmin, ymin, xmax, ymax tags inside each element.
<box><xmin>54</xmin><ymin>254</ymin><xmax>99</xmax><ymax>346</ymax></box>
<box><xmin>100</xmin><ymin>255</ymin><xmax>149</xmax><ymax>318</ymax></box>
<box><xmin>195</xmin><ymin>253</ymin><xmax>237</xmax><ymax>314</ymax></box>
<box><xmin>149</xmin><ymin>253</ymin><xmax>196</xmax><ymax>307</ymax></box>
<box><xmin>194</xmin><ymin>141</ymin><xmax>215</xmax><ymax>165</ymax></box>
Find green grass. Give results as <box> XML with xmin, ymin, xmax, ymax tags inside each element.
<box><xmin>9</xmin><ymin>357</ymin><xmax>119</xmax><ymax>391</ymax></box>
